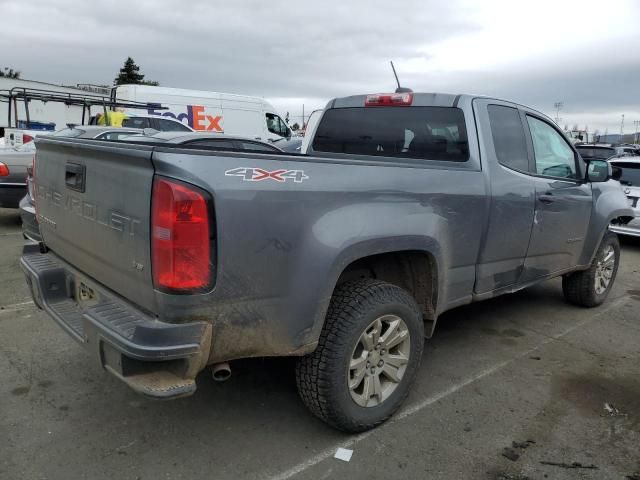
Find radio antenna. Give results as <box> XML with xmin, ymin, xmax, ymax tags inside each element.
<box><xmin>390</xmin><ymin>61</ymin><xmax>412</xmax><ymax>93</ymax></box>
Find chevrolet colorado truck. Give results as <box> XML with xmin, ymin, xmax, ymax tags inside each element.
<box><xmin>21</xmin><ymin>92</ymin><xmax>634</xmax><ymax>432</ymax></box>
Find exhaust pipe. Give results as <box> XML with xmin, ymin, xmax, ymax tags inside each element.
<box><xmin>211</xmin><ymin>362</ymin><xmax>232</xmax><ymax>382</ymax></box>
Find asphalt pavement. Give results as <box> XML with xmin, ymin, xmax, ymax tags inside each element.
<box><xmin>1</xmin><ymin>206</ymin><xmax>639</xmax><ymax>480</ymax></box>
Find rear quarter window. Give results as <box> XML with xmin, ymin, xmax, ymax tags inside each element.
<box><xmin>312</xmin><ymin>106</ymin><xmax>469</xmax><ymax>162</ymax></box>
<box><xmin>487</xmin><ymin>105</ymin><xmax>529</xmax><ymax>171</ymax></box>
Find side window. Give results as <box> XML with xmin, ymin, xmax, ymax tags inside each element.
<box><xmin>487</xmin><ymin>105</ymin><xmax>529</xmax><ymax>171</ymax></box>
<box><xmin>156</xmin><ymin>118</ymin><xmax>191</xmax><ymax>132</ymax></box>
<box><xmin>266</xmin><ymin>113</ymin><xmax>289</xmax><ymax>137</ymax></box>
<box><xmin>526</xmin><ymin>116</ymin><xmax>577</xmax><ymax>179</ymax></box>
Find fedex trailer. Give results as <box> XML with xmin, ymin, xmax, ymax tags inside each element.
<box><xmin>115</xmin><ymin>85</ymin><xmax>291</xmax><ymax>141</ymax></box>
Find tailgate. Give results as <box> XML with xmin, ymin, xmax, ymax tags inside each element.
<box><xmin>34</xmin><ymin>137</ymin><xmax>157</xmax><ymax>313</ymax></box>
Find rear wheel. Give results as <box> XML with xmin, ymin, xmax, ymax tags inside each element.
<box><xmin>562</xmin><ymin>232</ymin><xmax>620</xmax><ymax>307</ymax></box>
<box><xmin>295</xmin><ymin>279</ymin><xmax>424</xmax><ymax>432</ymax></box>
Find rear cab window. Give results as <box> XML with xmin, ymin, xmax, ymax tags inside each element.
<box><xmin>312</xmin><ymin>106</ymin><xmax>469</xmax><ymax>162</ymax></box>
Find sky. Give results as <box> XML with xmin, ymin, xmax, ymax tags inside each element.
<box><xmin>2</xmin><ymin>0</ymin><xmax>640</xmax><ymax>134</ymax></box>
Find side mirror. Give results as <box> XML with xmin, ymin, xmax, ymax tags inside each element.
<box><xmin>586</xmin><ymin>160</ymin><xmax>610</xmax><ymax>183</ymax></box>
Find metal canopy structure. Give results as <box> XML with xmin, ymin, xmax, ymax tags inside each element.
<box><xmin>0</xmin><ymin>86</ymin><xmax>165</xmax><ymax>127</ymax></box>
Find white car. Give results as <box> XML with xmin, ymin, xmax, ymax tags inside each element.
<box><xmin>609</xmin><ymin>156</ymin><xmax>640</xmax><ymax>237</ymax></box>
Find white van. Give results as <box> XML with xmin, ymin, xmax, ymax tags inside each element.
<box><xmin>115</xmin><ymin>85</ymin><xmax>292</xmax><ymax>142</ymax></box>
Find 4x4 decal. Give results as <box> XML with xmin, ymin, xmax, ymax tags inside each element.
<box><xmin>225</xmin><ymin>167</ymin><xmax>309</xmax><ymax>183</ymax></box>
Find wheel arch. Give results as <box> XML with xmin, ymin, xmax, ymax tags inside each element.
<box><xmin>314</xmin><ymin>237</ymin><xmax>444</xmax><ymax>340</ymax></box>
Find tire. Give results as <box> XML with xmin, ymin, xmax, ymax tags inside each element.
<box><xmin>562</xmin><ymin>231</ymin><xmax>620</xmax><ymax>307</ymax></box>
<box><xmin>295</xmin><ymin>279</ymin><xmax>424</xmax><ymax>432</ymax></box>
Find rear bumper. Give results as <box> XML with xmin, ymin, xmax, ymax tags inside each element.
<box><xmin>0</xmin><ymin>183</ymin><xmax>27</xmax><ymax>208</ymax></box>
<box><xmin>20</xmin><ymin>245</ymin><xmax>211</xmax><ymax>398</ymax></box>
<box><xmin>610</xmin><ymin>217</ymin><xmax>640</xmax><ymax>237</ymax></box>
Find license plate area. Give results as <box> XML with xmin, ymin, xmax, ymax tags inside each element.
<box><xmin>76</xmin><ymin>281</ymin><xmax>96</xmax><ymax>303</ymax></box>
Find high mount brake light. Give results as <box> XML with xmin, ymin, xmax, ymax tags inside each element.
<box><xmin>365</xmin><ymin>93</ymin><xmax>413</xmax><ymax>107</ymax></box>
<box><xmin>151</xmin><ymin>177</ymin><xmax>211</xmax><ymax>292</ymax></box>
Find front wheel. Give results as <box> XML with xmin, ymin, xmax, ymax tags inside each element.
<box><xmin>295</xmin><ymin>279</ymin><xmax>424</xmax><ymax>432</ymax></box>
<box><xmin>562</xmin><ymin>232</ymin><xmax>620</xmax><ymax>307</ymax></box>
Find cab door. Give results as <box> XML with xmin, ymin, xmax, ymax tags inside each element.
<box><xmin>519</xmin><ymin>113</ymin><xmax>593</xmax><ymax>281</ymax></box>
<box><xmin>473</xmin><ymin>99</ymin><xmax>536</xmax><ymax>294</ymax></box>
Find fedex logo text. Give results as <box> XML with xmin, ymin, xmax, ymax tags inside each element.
<box><xmin>225</xmin><ymin>167</ymin><xmax>309</xmax><ymax>183</ymax></box>
<box><xmin>148</xmin><ymin>105</ymin><xmax>222</xmax><ymax>132</ymax></box>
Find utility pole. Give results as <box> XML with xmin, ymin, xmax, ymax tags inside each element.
<box><xmin>634</xmin><ymin>120</ymin><xmax>639</xmax><ymax>144</ymax></box>
<box><xmin>554</xmin><ymin>102</ymin><xmax>563</xmax><ymax>126</ymax></box>
<box><xmin>302</xmin><ymin>104</ymin><xmax>305</xmax><ymax>128</ymax></box>
<box><xmin>620</xmin><ymin>114</ymin><xmax>625</xmax><ymax>143</ymax></box>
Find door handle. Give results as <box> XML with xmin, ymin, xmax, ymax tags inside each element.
<box><xmin>65</xmin><ymin>163</ymin><xmax>86</xmax><ymax>193</ymax></box>
<box><xmin>538</xmin><ymin>194</ymin><xmax>555</xmax><ymax>204</ymax></box>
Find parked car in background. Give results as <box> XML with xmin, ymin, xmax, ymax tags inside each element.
<box><xmin>22</xmin><ymin>91</ymin><xmax>633</xmax><ymax>432</ymax></box>
<box><xmin>19</xmin><ymin>126</ymin><xmax>143</xmax><ymax>242</ymax></box>
<box><xmin>0</xmin><ymin>140</ymin><xmax>33</xmax><ymax>208</ymax></box>
<box><xmin>616</xmin><ymin>144</ymin><xmax>640</xmax><ymax>156</ymax></box>
<box><xmin>121</xmin><ymin>114</ymin><xmax>194</xmax><ymax>132</ymax></box>
<box><xmin>273</xmin><ymin>136</ymin><xmax>303</xmax><ymax>153</ymax></box>
<box><xmin>576</xmin><ymin>144</ymin><xmax>618</xmax><ymax>161</ymax></box>
<box><xmin>609</xmin><ymin>156</ymin><xmax>640</xmax><ymax>237</ymax></box>
<box><xmin>119</xmin><ymin>131</ymin><xmax>285</xmax><ymax>152</ymax></box>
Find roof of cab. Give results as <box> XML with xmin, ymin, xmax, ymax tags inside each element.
<box><xmin>329</xmin><ymin>92</ymin><xmax>460</xmax><ymax>109</ymax></box>
<box><xmin>325</xmin><ymin>92</ymin><xmax>557</xmax><ymax>125</ymax></box>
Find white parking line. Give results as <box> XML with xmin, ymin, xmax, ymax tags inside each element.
<box><xmin>265</xmin><ymin>295</ymin><xmax>629</xmax><ymax>480</ymax></box>
<box><xmin>0</xmin><ymin>300</ymin><xmax>34</xmax><ymax>313</ymax></box>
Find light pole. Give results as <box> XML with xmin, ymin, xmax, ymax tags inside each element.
<box><xmin>554</xmin><ymin>102</ymin><xmax>563</xmax><ymax>126</ymax></box>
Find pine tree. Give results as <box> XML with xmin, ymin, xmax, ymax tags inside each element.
<box><xmin>114</xmin><ymin>57</ymin><xmax>158</xmax><ymax>86</ymax></box>
<box><xmin>0</xmin><ymin>67</ymin><xmax>20</xmax><ymax>78</ymax></box>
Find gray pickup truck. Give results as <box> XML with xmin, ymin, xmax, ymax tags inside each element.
<box><xmin>21</xmin><ymin>92</ymin><xmax>634</xmax><ymax>432</ymax></box>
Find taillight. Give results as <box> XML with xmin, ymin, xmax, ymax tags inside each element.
<box><xmin>29</xmin><ymin>155</ymin><xmax>36</xmax><ymax>203</ymax></box>
<box><xmin>365</xmin><ymin>93</ymin><xmax>413</xmax><ymax>107</ymax></box>
<box><xmin>22</xmin><ymin>134</ymin><xmax>34</xmax><ymax>144</ymax></box>
<box><xmin>0</xmin><ymin>162</ymin><xmax>9</xmax><ymax>177</ymax></box>
<box><xmin>151</xmin><ymin>177</ymin><xmax>211</xmax><ymax>292</ymax></box>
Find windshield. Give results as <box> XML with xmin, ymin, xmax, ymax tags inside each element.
<box><xmin>611</xmin><ymin>161</ymin><xmax>640</xmax><ymax>186</ymax></box>
<box><xmin>577</xmin><ymin>147</ymin><xmax>615</xmax><ymax>161</ymax></box>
